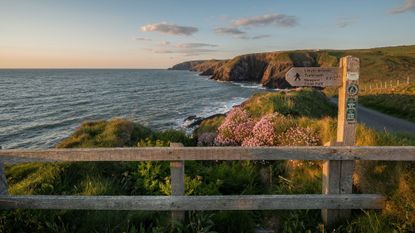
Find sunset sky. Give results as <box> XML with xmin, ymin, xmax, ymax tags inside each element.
<box><xmin>1</xmin><ymin>0</ymin><xmax>414</xmax><ymax>68</ymax></box>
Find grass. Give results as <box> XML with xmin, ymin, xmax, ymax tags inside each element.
<box><xmin>2</xmin><ymin>89</ymin><xmax>415</xmax><ymax>232</ymax></box>
<box><xmin>193</xmin><ymin>88</ymin><xmax>415</xmax><ymax>232</ymax></box>
<box><xmin>358</xmin><ymin>83</ymin><xmax>415</xmax><ymax>122</ymax></box>
<box><xmin>329</xmin><ymin>45</ymin><xmax>415</xmax><ymax>83</ymax></box>
<box><xmin>241</xmin><ymin>88</ymin><xmax>336</xmax><ymax>118</ymax></box>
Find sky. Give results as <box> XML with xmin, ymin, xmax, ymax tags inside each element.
<box><xmin>0</xmin><ymin>0</ymin><xmax>414</xmax><ymax>68</ymax></box>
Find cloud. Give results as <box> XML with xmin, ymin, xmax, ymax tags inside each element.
<box><xmin>159</xmin><ymin>41</ymin><xmax>171</xmax><ymax>46</ymax></box>
<box><xmin>153</xmin><ymin>49</ymin><xmax>175</xmax><ymax>54</ymax></box>
<box><xmin>150</xmin><ymin>48</ymin><xmax>217</xmax><ymax>56</ymax></box>
<box><xmin>140</xmin><ymin>23</ymin><xmax>198</xmax><ymax>36</ymax></box>
<box><xmin>135</xmin><ymin>37</ymin><xmax>152</xmax><ymax>41</ymax></box>
<box><xmin>214</xmin><ymin>27</ymin><xmax>246</xmax><ymax>35</ymax></box>
<box><xmin>176</xmin><ymin>43</ymin><xmax>218</xmax><ymax>48</ymax></box>
<box><xmin>251</xmin><ymin>34</ymin><xmax>272</xmax><ymax>40</ymax></box>
<box><xmin>336</xmin><ymin>17</ymin><xmax>358</xmax><ymax>28</ymax></box>
<box><xmin>389</xmin><ymin>0</ymin><xmax>415</xmax><ymax>14</ymax></box>
<box><xmin>146</xmin><ymin>42</ymin><xmax>219</xmax><ymax>56</ymax></box>
<box><xmin>232</xmin><ymin>13</ymin><xmax>298</xmax><ymax>28</ymax></box>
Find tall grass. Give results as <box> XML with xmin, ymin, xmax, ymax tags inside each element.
<box><xmin>2</xmin><ymin>89</ymin><xmax>415</xmax><ymax>232</ymax></box>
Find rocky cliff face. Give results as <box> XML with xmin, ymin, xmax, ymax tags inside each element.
<box><xmin>168</xmin><ymin>60</ymin><xmax>227</xmax><ymax>75</ymax></box>
<box><xmin>169</xmin><ymin>51</ymin><xmax>339</xmax><ymax>88</ymax></box>
<box><xmin>169</xmin><ymin>45</ymin><xmax>415</xmax><ymax>88</ymax></box>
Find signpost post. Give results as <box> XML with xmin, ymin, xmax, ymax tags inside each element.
<box><xmin>285</xmin><ymin>56</ymin><xmax>360</xmax><ymax>227</ymax></box>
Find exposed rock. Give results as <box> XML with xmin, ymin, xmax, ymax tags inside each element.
<box><xmin>168</xmin><ymin>60</ymin><xmax>206</xmax><ymax>70</ymax></box>
<box><xmin>183</xmin><ymin>113</ymin><xmax>226</xmax><ymax>128</ymax></box>
<box><xmin>169</xmin><ymin>59</ymin><xmax>226</xmax><ymax>75</ymax></box>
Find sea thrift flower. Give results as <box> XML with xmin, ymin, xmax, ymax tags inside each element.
<box><xmin>242</xmin><ymin>114</ymin><xmax>276</xmax><ymax>147</ymax></box>
<box><xmin>215</xmin><ymin>107</ymin><xmax>255</xmax><ymax>146</ymax></box>
<box><xmin>241</xmin><ymin>136</ymin><xmax>263</xmax><ymax>147</ymax></box>
<box><xmin>234</xmin><ymin>120</ymin><xmax>256</xmax><ymax>143</ymax></box>
<box><xmin>252</xmin><ymin>115</ymin><xmax>276</xmax><ymax>145</ymax></box>
<box><xmin>197</xmin><ymin>133</ymin><xmax>217</xmax><ymax>146</ymax></box>
<box><xmin>214</xmin><ymin>134</ymin><xmax>238</xmax><ymax>146</ymax></box>
<box><xmin>277</xmin><ymin>127</ymin><xmax>320</xmax><ymax>146</ymax></box>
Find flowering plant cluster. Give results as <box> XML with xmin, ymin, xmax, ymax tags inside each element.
<box><xmin>212</xmin><ymin>107</ymin><xmax>321</xmax><ymax>147</ymax></box>
<box><xmin>197</xmin><ymin>132</ymin><xmax>217</xmax><ymax>146</ymax></box>
<box><xmin>214</xmin><ymin>107</ymin><xmax>255</xmax><ymax>146</ymax></box>
<box><xmin>277</xmin><ymin>126</ymin><xmax>320</xmax><ymax>146</ymax></box>
<box><xmin>241</xmin><ymin>115</ymin><xmax>275</xmax><ymax>147</ymax></box>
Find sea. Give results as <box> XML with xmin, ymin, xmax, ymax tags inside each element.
<box><xmin>0</xmin><ymin>69</ymin><xmax>267</xmax><ymax>149</ymax></box>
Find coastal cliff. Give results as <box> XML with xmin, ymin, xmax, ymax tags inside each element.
<box><xmin>169</xmin><ymin>45</ymin><xmax>415</xmax><ymax>89</ymax></box>
<box><xmin>168</xmin><ymin>59</ymin><xmax>227</xmax><ymax>75</ymax></box>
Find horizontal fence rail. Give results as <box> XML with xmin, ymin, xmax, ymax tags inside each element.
<box><xmin>0</xmin><ymin>194</ymin><xmax>385</xmax><ymax>210</ymax></box>
<box><xmin>1</xmin><ymin>146</ymin><xmax>414</xmax><ymax>227</ymax></box>
<box><xmin>0</xmin><ymin>146</ymin><xmax>414</xmax><ymax>163</ymax></box>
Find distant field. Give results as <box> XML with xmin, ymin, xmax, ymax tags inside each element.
<box><xmin>359</xmin><ymin>83</ymin><xmax>415</xmax><ymax>123</ymax></box>
<box><xmin>333</xmin><ymin>45</ymin><xmax>415</xmax><ymax>84</ymax></box>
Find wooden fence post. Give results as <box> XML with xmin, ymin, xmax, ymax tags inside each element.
<box><xmin>170</xmin><ymin>143</ymin><xmax>185</xmax><ymax>223</ymax></box>
<box><xmin>0</xmin><ymin>146</ymin><xmax>8</xmax><ymax>195</ymax></box>
<box><xmin>322</xmin><ymin>56</ymin><xmax>359</xmax><ymax>227</ymax></box>
<box><xmin>397</xmin><ymin>79</ymin><xmax>400</xmax><ymax>86</ymax></box>
<box><xmin>408</xmin><ymin>76</ymin><xmax>410</xmax><ymax>85</ymax></box>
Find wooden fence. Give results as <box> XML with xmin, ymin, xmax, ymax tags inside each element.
<box><xmin>0</xmin><ymin>145</ymin><xmax>414</xmax><ymax>226</ymax></box>
<box><xmin>360</xmin><ymin>76</ymin><xmax>412</xmax><ymax>93</ymax></box>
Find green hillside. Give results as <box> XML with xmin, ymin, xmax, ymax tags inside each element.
<box><xmin>171</xmin><ymin>45</ymin><xmax>415</xmax><ymax>88</ymax></box>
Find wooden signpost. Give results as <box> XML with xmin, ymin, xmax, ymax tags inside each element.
<box><xmin>285</xmin><ymin>56</ymin><xmax>360</xmax><ymax>227</ymax></box>
<box><xmin>285</xmin><ymin>67</ymin><xmax>340</xmax><ymax>87</ymax></box>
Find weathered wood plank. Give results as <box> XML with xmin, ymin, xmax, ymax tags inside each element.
<box><xmin>0</xmin><ymin>194</ymin><xmax>385</xmax><ymax>210</ymax></box>
<box><xmin>323</xmin><ymin>55</ymin><xmax>360</xmax><ymax>226</ymax></box>
<box><xmin>0</xmin><ymin>147</ymin><xmax>8</xmax><ymax>195</ymax></box>
<box><xmin>0</xmin><ymin>163</ymin><xmax>7</xmax><ymax>195</ymax></box>
<box><xmin>0</xmin><ymin>146</ymin><xmax>414</xmax><ymax>163</ymax></box>
<box><xmin>169</xmin><ymin>143</ymin><xmax>185</xmax><ymax>222</ymax></box>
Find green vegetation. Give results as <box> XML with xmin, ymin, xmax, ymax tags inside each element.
<box><xmin>241</xmin><ymin>88</ymin><xmax>336</xmax><ymax>118</ymax></box>
<box><xmin>291</xmin><ymin>45</ymin><xmax>415</xmax><ymax>85</ymax></box>
<box><xmin>358</xmin><ymin>83</ymin><xmax>415</xmax><ymax>122</ymax></box>
<box><xmin>2</xmin><ymin>89</ymin><xmax>415</xmax><ymax>232</ymax></box>
<box><xmin>327</xmin><ymin>45</ymin><xmax>415</xmax><ymax>84</ymax></box>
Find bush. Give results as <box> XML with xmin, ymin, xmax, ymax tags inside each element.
<box><xmin>57</xmin><ymin>119</ymin><xmax>152</xmax><ymax>148</ymax></box>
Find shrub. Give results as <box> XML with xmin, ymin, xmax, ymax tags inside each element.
<box><xmin>57</xmin><ymin>119</ymin><xmax>152</xmax><ymax>148</ymax></box>
<box><xmin>242</xmin><ymin>115</ymin><xmax>275</xmax><ymax>147</ymax></box>
<box><xmin>215</xmin><ymin>107</ymin><xmax>256</xmax><ymax>146</ymax></box>
<box><xmin>277</xmin><ymin>127</ymin><xmax>321</xmax><ymax>146</ymax></box>
<box><xmin>197</xmin><ymin>133</ymin><xmax>217</xmax><ymax>146</ymax></box>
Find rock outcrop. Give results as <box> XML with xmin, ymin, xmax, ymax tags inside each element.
<box><xmin>168</xmin><ymin>60</ymin><xmax>227</xmax><ymax>75</ymax></box>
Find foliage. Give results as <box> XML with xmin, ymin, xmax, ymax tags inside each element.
<box><xmin>241</xmin><ymin>88</ymin><xmax>336</xmax><ymax>118</ymax></box>
<box><xmin>193</xmin><ymin>115</ymin><xmax>225</xmax><ymax>135</ymax></box>
<box><xmin>3</xmin><ymin>88</ymin><xmax>415</xmax><ymax>232</ymax></box>
<box><xmin>215</xmin><ymin>108</ymin><xmax>321</xmax><ymax>147</ymax></box>
<box><xmin>196</xmin><ymin>133</ymin><xmax>217</xmax><ymax>146</ymax></box>
<box><xmin>57</xmin><ymin>119</ymin><xmax>153</xmax><ymax>148</ymax></box>
<box><xmin>359</xmin><ymin>83</ymin><xmax>415</xmax><ymax>123</ymax></box>
<box><xmin>214</xmin><ymin>107</ymin><xmax>255</xmax><ymax>145</ymax></box>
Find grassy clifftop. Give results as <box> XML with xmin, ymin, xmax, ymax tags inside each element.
<box><xmin>170</xmin><ymin>45</ymin><xmax>415</xmax><ymax>88</ymax></box>
<box><xmin>359</xmin><ymin>83</ymin><xmax>415</xmax><ymax>122</ymax></box>
<box><xmin>2</xmin><ymin>89</ymin><xmax>415</xmax><ymax>232</ymax></box>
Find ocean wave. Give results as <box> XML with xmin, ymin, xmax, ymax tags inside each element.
<box><xmin>230</xmin><ymin>81</ymin><xmax>267</xmax><ymax>90</ymax></box>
